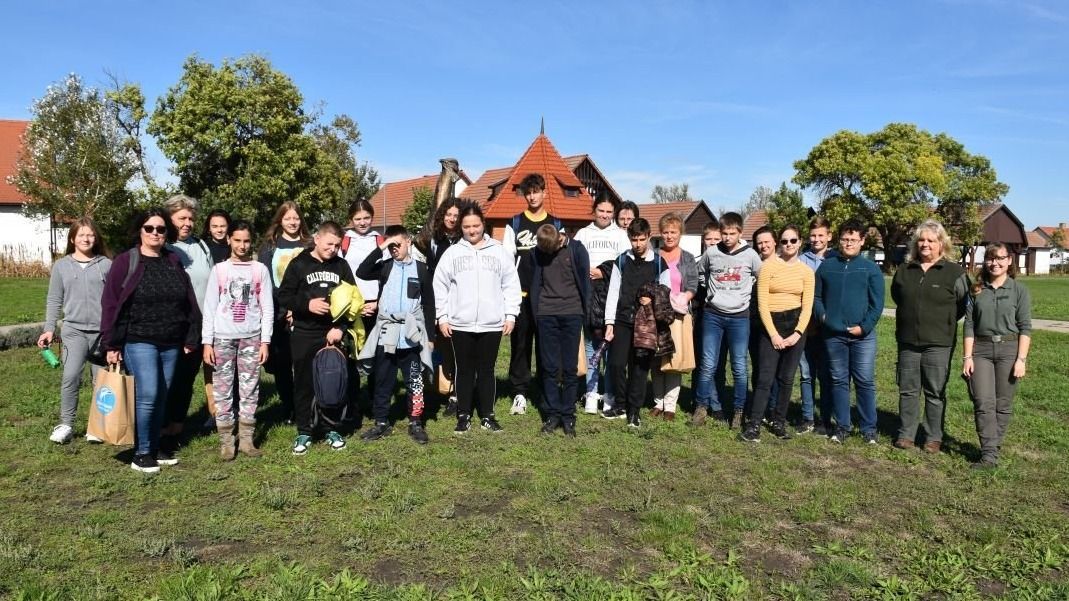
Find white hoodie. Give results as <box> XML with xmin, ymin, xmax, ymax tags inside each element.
<box><xmin>341</xmin><ymin>229</ymin><xmax>382</xmax><ymax>301</ymax></box>
<box><xmin>574</xmin><ymin>221</ymin><xmax>630</xmax><ymax>267</ymax></box>
<box><xmin>433</xmin><ymin>235</ymin><xmax>522</xmax><ymax>333</ymax></box>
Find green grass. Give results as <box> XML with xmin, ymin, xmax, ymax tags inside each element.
<box><xmin>2</xmin><ymin>321</ymin><xmax>1069</xmax><ymax>599</ymax></box>
<box><xmin>883</xmin><ymin>274</ymin><xmax>1069</xmax><ymax>321</ymax></box>
<box><xmin>0</xmin><ymin>277</ymin><xmax>49</xmax><ymax>326</ymax></box>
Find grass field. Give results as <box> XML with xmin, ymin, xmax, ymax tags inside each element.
<box><xmin>0</xmin><ymin>277</ymin><xmax>49</xmax><ymax>326</ymax></box>
<box><xmin>2</xmin><ymin>320</ymin><xmax>1068</xmax><ymax>599</ymax></box>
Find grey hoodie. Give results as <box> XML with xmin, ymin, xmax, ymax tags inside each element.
<box><xmin>698</xmin><ymin>242</ymin><xmax>762</xmax><ymax>315</ymax></box>
<box><xmin>44</xmin><ymin>255</ymin><xmax>113</xmax><ymax>332</ymax></box>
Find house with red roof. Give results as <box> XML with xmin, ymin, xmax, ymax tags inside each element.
<box><xmin>1030</xmin><ymin>222</ymin><xmax>1068</xmax><ymax>273</ymax></box>
<box><xmin>367</xmin><ymin>172</ymin><xmax>472</xmax><ymax>231</ymax></box>
<box><xmin>637</xmin><ymin>200</ymin><xmax>719</xmax><ymax>256</ymax></box>
<box><xmin>0</xmin><ymin>119</ymin><xmax>53</xmax><ymax>263</ymax></box>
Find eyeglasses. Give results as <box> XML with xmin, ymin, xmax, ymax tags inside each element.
<box><xmin>142</xmin><ymin>225</ymin><xmax>167</xmax><ymax>235</ymax></box>
<box><xmin>780</xmin><ymin>238</ymin><xmax>799</xmax><ymax>245</ymax></box>
<box><xmin>985</xmin><ymin>255</ymin><xmax>1010</xmax><ymax>262</ymax></box>
<box><xmin>839</xmin><ymin>238</ymin><xmax>862</xmax><ymax>245</ymax></box>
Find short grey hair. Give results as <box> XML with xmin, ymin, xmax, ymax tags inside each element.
<box><xmin>163</xmin><ymin>194</ymin><xmax>199</xmax><ymax>215</ymax></box>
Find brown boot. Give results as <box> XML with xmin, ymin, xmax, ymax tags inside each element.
<box><xmin>217</xmin><ymin>422</ymin><xmax>236</xmax><ymax>461</ymax></box>
<box><xmin>923</xmin><ymin>441</ymin><xmax>941</xmax><ymax>454</ymax></box>
<box><xmin>238</xmin><ymin>419</ymin><xmax>263</xmax><ymax>457</ymax></box>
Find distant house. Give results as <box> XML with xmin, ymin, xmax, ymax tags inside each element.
<box><xmin>966</xmin><ymin>203</ymin><xmax>1029</xmax><ymax>270</ymax></box>
<box><xmin>1025</xmin><ymin>231</ymin><xmax>1052</xmax><ymax>275</ymax></box>
<box><xmin>1032</xmin><ymin>223</ymin><xmax>1068</xmax><ymax>271</ymax></box>
<box><xmin>367</xmin><ymin>172</ymin><xmax>473</xmax><ymax>231</ymax></box>
<box><xmin>461</xmin><ymin>131</ymin><xmax>621</xmax><ymax>238</ymax></box>
<box><xmin>0</xmin><ymin>119</ymin><xmax>53</xmax><ymax>263</ymax></box>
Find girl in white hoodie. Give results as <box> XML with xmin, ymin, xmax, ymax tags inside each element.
<box><xmin>433</xmin><ymin>203</ymin><xmax>521</xmax><ymax>434</ymax></box>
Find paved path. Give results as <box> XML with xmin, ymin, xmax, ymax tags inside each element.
<box><xmin>881</xmin><ymin>309</ymin><xmax>1069</xmax><ymax>335</ymax></box>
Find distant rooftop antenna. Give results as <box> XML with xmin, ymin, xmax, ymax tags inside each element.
<box><xmin>540</xmin><ymin>116</ymin><xmax>544</xmax><ymax>135</ymax></box>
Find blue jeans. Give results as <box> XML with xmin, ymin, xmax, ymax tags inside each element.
<box><xmin>584</xmin><ymin>325</ymin><xmax>613</xmax><ymax>399</ymax></box>
<box><xmin>824</xmin><ymin>331</ymin><xmax>877</xmax><ymax>435</ymax></box>
<box><xmin>123</xmin><ymin>342</ymin><xmax>180</xmax><ymax>456</ymax></box>
<box><xmin>800</xmin><ymin>334</ymin><xmax>832</xmax><ymax>424</ymax></box>
<box><xmin>540</xmin><ymin>315</ymin><xmax>583</xmax><ymax>420</ymax></box>
<box><xmin>695</xmin><ymin>311</ymin><xmax>749</xmax><ymax>412</ymax></box>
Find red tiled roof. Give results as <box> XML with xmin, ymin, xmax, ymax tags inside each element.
<box><xmin>741</xmin><ymin>209</ymin><xmax>768</xmax><ymax>238</ymax></box>
<box><xmin>1035</xmin><ymin>225</ymin><xmax>1069</xmax><ymax>249</ymax></box>
<box><xmin>368</xmin><ymin>171</ymin><xmax>473</xmax><ymax>228</ymax></box>
<box><xmin>459</xmin><ymin>166</ymin><xmax>513</xmax><ymax>208</ymax></box>
<box><xmin>479</xmin><ymin>134</ymin><xmax>593</xmax><ymax>221</ymax></box>
<box><xmin>1027</xmin><ymin>231</ymin><xmax>1052</xmax><ymax>249</ymax></box>
<box><xmin>637</xmin><ymin>201</ymin><xmax>700</xmax><ymax>237</ymax></box>
<box><xmin>0</xmin><ymin>120</ymin><xmax>30</xmax><ymax>206</ymax></box>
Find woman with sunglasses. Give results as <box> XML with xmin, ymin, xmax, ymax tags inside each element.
<box><xmin>741</xmin><ymin>225</ymin><xmax>814</xmax><ymax>442</ymax></box>
<box><xmin>891</xmin><ymin>219</ymin><xmax>970</xmax><ymax>454</ymax></box>
<box><xmin>962</xmin><ymin>243</ymin><xmax>1032</xmax><ymax>469</ymax></box>
<box><xmin>100</xmin><ymin>209</ymin><xmax>202</xmax><ymax>473</ymax></box>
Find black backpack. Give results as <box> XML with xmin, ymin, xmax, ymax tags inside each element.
<box><xmin>312</xmin><ymin>345</ymin><xmax>349</xmax><ymax>427</ymax></box>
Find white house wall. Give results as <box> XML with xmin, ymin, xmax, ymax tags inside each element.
<box><xmin>0</xmin><ymin>206</ymin><xmax>51</xmax><ymax>262</ymax></box>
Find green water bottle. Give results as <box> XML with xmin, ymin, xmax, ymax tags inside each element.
<box><xmin>41</xmin><ymin>347</ymin><xmax>60</xmax><ymax>369</ymax></box>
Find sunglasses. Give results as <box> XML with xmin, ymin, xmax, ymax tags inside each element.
<box><xmin>142</xmin><ymin>225</ymin><xmax>167</xmax><ymax>235</ymax></box>
<box><xmin>780</xmin><ymin>238</ymin><xmax>799</xmax><ymax>245</ymax></box>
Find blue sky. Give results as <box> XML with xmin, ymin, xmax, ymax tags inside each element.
<box><xmin>2</xmin><ymin>0</ymin><xmax>1067</xmax><ymax>228</ymax></box>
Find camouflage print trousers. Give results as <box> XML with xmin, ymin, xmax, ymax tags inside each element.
<box><xmin>211</xmin><ymin>336</ymin><xmax>261</xmax><ymax>425</ymax></box>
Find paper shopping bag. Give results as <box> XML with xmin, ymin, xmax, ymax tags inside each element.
<box><xmin>661</xmin><ymin>313</ymin><xmax>696</xmax><ymax>373</ymax></box>
<box><xmin>577</xmin><ymin>329</ymin><xmax>588</xmax><ymax>377</ymax></box>
<box><xmin>88</xmin><ymin>364</ymin><xmax>135</xmax><ymax>446</ymax></box>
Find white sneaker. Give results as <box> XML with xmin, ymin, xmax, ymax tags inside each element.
<box><xmin>510</xmin><ymin>394</ymin><xmax>528</xmax><ymax>415</ymax></box>
<box><xmin>85</xmin><ymin>433</ymin><xmax>103</xmax><ymax>443</ymax></box>
<box><xmin>49</xmin><ymin>424</ymin><xmax>73</xmax><ymax>444</ymax></box>
<box><xmin>583</xmin><ymin>392</ymin><xmax>600</xmax><ymax>414</ymax></box>
<box><xmin>602</xmin><ymin>394</ymin><xmax>615</xmax><ymax>413</ymax></box>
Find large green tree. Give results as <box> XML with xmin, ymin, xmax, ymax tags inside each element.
<box><xmin>792</xmin><ymin>123</ymin><xmax>1008</xmax><ymax>265</ymax></box>
<box><xmin>148</xmin><ymin>54</ymin><xmax>378</xmax><ymax>234</ymax></box>
<box><xmin>764</xmin><ymin>183</ymin><xmax>810</xmax><ymax>237</ymax></box>
<box><xmin>13</xmin><ymin>74</ymin><xmax>143</xmax><ymax>252</ymax></box>
<box><xmin>401</xmin><ymin>186</ymin><xmax>434</xmax><ymax>234</ymax></box>
<box><xmin>651</xmin><ymin>183</ymin><xmax>690</xmax><ymax>204</ymax></box>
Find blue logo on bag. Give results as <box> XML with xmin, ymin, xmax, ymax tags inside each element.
<box><xmin>95</xmin><ymin>386</ymin><xmax>116</xmax><ymax>415</ymax></box>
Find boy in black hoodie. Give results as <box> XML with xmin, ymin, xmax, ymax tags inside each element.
<box><xmin>278</xmin><ymin>221</ymin><xmax>356</xmax><ymax>455</ymax></box>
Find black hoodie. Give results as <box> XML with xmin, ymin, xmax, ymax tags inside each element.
<box><xmin>277</xmin><ymin>249</ymin><xmax>356</xmax><ymax>334</ymax></box>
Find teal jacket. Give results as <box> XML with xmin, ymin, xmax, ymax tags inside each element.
<box><xmin>813</xmin><ymin>253</ymin><xmax>884</xmax><ymax>337</ymax></box>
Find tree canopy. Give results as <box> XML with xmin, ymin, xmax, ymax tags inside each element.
<box><xmin>792</xmin><ymin>123</ymin><xmax>1008</xmax><ymax>263</ymax></box>
<box><xmin>148</xmin><ymin>54</ymin><xmax>379</xmax><ymax>235</ymax></box>
<box><xmin>402</xmin><ymin>186</ymin><xmax>434</xmax><ymax>234</ymax></box>
<box><xmin>763</xmin><ymin>183</ymin><xmax>810</xmax><ymax>237</ymax></box>
<box><xmin>13</xmin><ymin>74</ymin><xmax>145</xmax><ymax>251</ymax></box>
<box><xmin>651</xmin><ymin>183</ymin><xmax>690</xmax><ymax>204</ymax></box>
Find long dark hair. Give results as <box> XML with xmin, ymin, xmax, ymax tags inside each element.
<box><xmin>200</xmin><ymin>209</ymin><xmax>232</xmax><ymax>241</ymax></box>
<box><xmin>416</xmin><ymin>197</ymin><xmax>463</xmax><ymax>255</ymax></box>
<box><xmin>973</xmin><ymin>242</ymin><xmax>1016</xmax><ymax>296</ymax></box>
<box><xmin>129</xmin><ymin>207</ymin><xmax>177</xmax><ymax>249</ymax></box>
<box><xmin>64</xmin><ymin>217</ymin><xmax>109</xmax><ymax>257</ymax></box>
<box><xmin>261</xmin><ymin>201</ymin><xmax>311</xmax><ymax>251</ymax></box>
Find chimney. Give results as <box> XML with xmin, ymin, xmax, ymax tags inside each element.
<box><xmin>1060</xmin><ymin>222</ymin><xmax>1068</xmax><ymax>229</ymax></box>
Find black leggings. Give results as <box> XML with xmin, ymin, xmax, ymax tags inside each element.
<box><xmin>450</xmin><ymin>330</ymin><xmax>502</xmax><ymax>419</ymax></box>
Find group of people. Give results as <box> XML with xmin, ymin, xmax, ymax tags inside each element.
<box><xmin>38</xmin><ymin>174</ymin><xmax>1033</xmax><ymax>473</ymax></box>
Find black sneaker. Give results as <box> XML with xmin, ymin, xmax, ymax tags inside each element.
<box><xmin>541</xmin><ymin>416</ymin><xmax>561</xmax><ymax>435</ymax></box>
<box><xmin>443</xmin><ymin>396</ymin><xmax>458</xmax><ymax>417</ymax></box>
<box><xmin>710</xmin><ymin>409</ymin><xmax>727</xmax><ymax>425</ymax></box>
<box><xmin>360</xmin><ymin>422</ymin><xmax>392</xmax><ymax>442</ymax></box>
<box><xmin>627</xmin><ymin>413</ymin><xmax>641</xmax><ymax>428</ymax></box>
<box><xmin>795</xmin><ymin>420</ymin><xmax>815</xmax><ymax>435</ymax></box>
<box><xmin>454</xmin><ymin>414</ymin><xmax>471</xmax><ymax>435</ymax></box>
<box><xmin>131</xmin><ymin>453</ymin><xmax>160</xmax><ymax>474</ymax></box>
<box><xmin>156</xmin><ymin>450</ymin><xmax>179</xmax><ymax>466</ymax></box>
<box><xmin>481</xmin><ymin>417</ymin><xmax>503</xmax><ymax>433</ymax></box>
<box><xmin>770</xmin><ymin>421</ymin><xmax>791</xmax><ymax>440</ymax></box>
<box><xmin>601</xmin><ymin>406</ymin><xmax>627</xmax><ymax>420</ymax></box>
<box><xmin>408</xmin><ymin>422</ymin><xmax>429</xmax><ymax>445</ymax></box>
<box><xmin>562</xmin><ymin>419</ymin><xmax>576</xmax><ymax>438</ymax></box>
<box><xmin>159</xmin><ymin>434</ymin><xmax>179</xmax><ymax>456</ymax></box>
<box><xmin>740</xmin><ymin>424</ymin><xmax>761</xmax><ymax>443</ymax></box>
<box><xmin>829</xmin><ymin>428</ymin><xmax>850</xmax><ymax>444</ymax></box>
<box><xmin>862</xmin><ymin>431</ymin><xmax>878</xmax><ymax>445</ymax></box>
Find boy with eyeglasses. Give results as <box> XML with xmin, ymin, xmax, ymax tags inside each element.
<box><xmin>813</xmin><ymin>219</ymin><xmax>884</xmax><ymax>444</ymax></box>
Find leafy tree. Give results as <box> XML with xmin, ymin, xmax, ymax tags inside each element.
<box><xmin>651</xmin><ymin>183</ymin><xmax>690</xmax><ymax>204</ymax></box>
<box><xmin>149</xmin><ymin>54</ymin><xmax>377</xmax><ymax>233</ymax></box>
<box><xmin>742</xmin><ymin>185</ymin><xmax>774</xmax><ymax>221</ymax></box>
<box><xmin>764</xmin><ymin>183</ymin><xmax>810</xmax><ymax>237</ymax></box>
<box><xmin>792</xmin><ymin>123</ymin><xmax>1008</xmax><ymax>268</ymax></box>
<box><xmin>401</xmin><ymin>186</ymin><xmax>433</xmax><ymax>233</ymax></box>
<box><xmin>13</xmin><ymin>74</ymin><xmax>142</xmax><ymax>252</ymax></box>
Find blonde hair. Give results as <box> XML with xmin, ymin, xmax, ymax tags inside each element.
<box><xmin>906</xmin><ymin>219</ymin><xmax>957</xmax><ymax>263</ymax></box>
<box><xmin>658</xmin><ymin>213</ymin><xmax>684</xmax><ymax>233</ymax></box>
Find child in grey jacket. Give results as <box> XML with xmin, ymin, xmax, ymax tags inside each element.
<box><xmin>38</xmin><ymin>218</ymin><xmax>112</xmax><ymax>444</ymax></box>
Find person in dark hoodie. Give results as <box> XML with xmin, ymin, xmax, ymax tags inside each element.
<box><xmin>603</xmin><ymin>218</ymin><xmax>666</xmax><ymax>428</ymax></box>
<box><xmin>277</xmin><ymin>220</ymin><xmax>357</xmax><ymax>455</ymax></box>
<box><xmin>529</xmin><ymin>223</ymin><xmax>591</xmax><ymax>436</ymax></box>
<box><xmin>100</xmin><ymin>208</ymin><xmax>202</xmax><ymax>473</ymax></box>
<box><xmin>38</xmin><ymin>217</ymin><xmax>112</xmax><ymax>444</ymax></box>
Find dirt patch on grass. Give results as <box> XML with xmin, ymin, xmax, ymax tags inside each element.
<box><xmin>976</xmin><ymin>578</ymin><xmax>1007</xmax><ymax>597</ymax></box>
<box><xmin>453</xmin><ymin>495</ymin><xmax>511</xmax><ymax>519</ymax></box>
